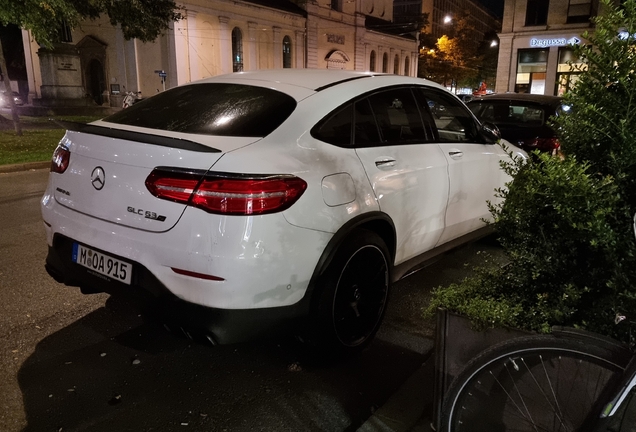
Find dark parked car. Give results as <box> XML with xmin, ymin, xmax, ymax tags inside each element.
<box><xmin>467</xmin><ymin>94</ymin><xmax>568</xmax><ymax>153</ymax></box>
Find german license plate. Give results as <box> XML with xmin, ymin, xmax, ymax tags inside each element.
<box><xmin>72</xmin><ymin>243</ymin><xmax>132</xmax><ymax>285</ymax></box>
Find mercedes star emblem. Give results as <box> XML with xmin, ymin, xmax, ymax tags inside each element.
<box><xmin>91</xmin><ymin>167</ymin><xmax>105</xmax><ymax>190</ymax></box>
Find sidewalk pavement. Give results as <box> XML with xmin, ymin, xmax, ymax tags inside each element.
<box><xmin>357</xmin><ymin>352</ymin><xmax>435</xmax><ymax>432</ymax></box>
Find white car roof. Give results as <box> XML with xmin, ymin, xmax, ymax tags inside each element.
<box><xmin>187</xmin><ymin>69</ymin><xmax>448</xmax><ymax>95</ymax></box>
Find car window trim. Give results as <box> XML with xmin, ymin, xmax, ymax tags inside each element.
<box><xmin>312</xmin><ymin>84</ymin><xmax>447</xmax><ymax>149</ymax></box>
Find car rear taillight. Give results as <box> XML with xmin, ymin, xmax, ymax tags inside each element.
<box><xmin>145</xmin><ymin>168</ymin><xmax>307</xmax><ymax>215</ymax></box>
<box><xmin>51</xmin><ymin>145</ymin><xmax>70</xmax><ymax>173</ymax></box>
<box><xmin>523</xmin><ymin>137</ymin><xmax>560</xmax><ymax>152</ymax></box>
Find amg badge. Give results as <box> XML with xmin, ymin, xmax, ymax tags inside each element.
<box><xmin>127</xmin><ymin>206</ymin><xmax>167</xmax><ymax>222</ymax></box>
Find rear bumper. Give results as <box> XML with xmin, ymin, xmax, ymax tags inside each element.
<box><xmin>45</xmin><ymin>234</ymin><xmax>314</xmax><ymax>344</ymax></box>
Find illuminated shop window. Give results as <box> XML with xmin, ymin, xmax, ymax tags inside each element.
<box><xmin>516</xmin><ymin>49</ymin><xmax>548</xmax><ymax>94</ymax></box>
<box><xmin>555</xmin><ymin>48</ymin><xmax>587</xmax><ymax>95</ymax></box>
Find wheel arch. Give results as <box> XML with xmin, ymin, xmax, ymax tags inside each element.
<box><xmin>303</xmin><ymin>212</ymin><xmax>395</xmax><ymax>302</ymax></box>
<box><xmin>322</xmin><ymin>211</ymin><xmax>395</xmax><ymax>274</ymax></box>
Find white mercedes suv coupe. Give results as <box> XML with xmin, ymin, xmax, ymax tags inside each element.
<box><xmin>42</xmin><ymin>69</ymin><xmax>524</xmax><ymax>353</ymax></box>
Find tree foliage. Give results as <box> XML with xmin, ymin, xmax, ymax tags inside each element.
<box><xmin>0</xmin><ymin>0</ymin><xmax>183</xmax><ymax>48</ymax></box>
<box><xmin>418</xmin><ymin>14</ymin><xmax>492</xmax><ymax>90</ymax></box>
<box><xmin>0</xmin><ymin>0</ymin><xmax>183</xmax><ymax>135</ymax></box>
<box><xmin>427</xmin><ymin>0</ymin><xmax>636</xmax><ymax>343</ymax></box>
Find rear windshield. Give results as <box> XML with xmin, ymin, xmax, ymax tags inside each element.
<box><xmin>104</xmin><ymin>83</ymin><xmax>297</xmax><ymax>137</ymax></box>
<box><xmin>468</xmin><ymin>101</ymin><xmax>548</xmax><ymax>127</ymax></box>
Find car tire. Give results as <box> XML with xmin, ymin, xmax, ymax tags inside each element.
<box><xmin>309</xmin><ymin>229</ymin><xmax>391</xmax><ymax>356</ymax></box>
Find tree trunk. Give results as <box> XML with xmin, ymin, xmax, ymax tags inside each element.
<box><xmin>0</xmin><ymin>37</ymin><xmax>23</xmax><ymax>136</ymax></box>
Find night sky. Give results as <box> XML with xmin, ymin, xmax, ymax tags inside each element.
<box><xmin>478</xmin><ymin>0</ymin><xmax>505</xmax><ymax>18</ymax></box>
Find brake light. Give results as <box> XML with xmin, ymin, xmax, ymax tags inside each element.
<box><xmin>523</xmin><ymin>137</ymin><xmax>560</xmax><ymax>152</ymax></box>
<box><xmin>145</xmin><ymin>169</ymin><xmax>307</xmax><ymax>215</ymax></box>
<box><xmin>51</xmin><ymin>145</ymin><xmax>70</xmax><ymax>173</ymax></box>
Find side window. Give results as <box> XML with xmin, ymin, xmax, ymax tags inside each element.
<box><xmin>360</xmin><ymin>87</ymin><xmax>429</xmax><ymax>146</ymax></box>
<box><xmin>354</xmin><ymin>99</ymin><xmax>382</xmax><ymax>146</ymax></box>
<box><xmin>311</xmin><ymin>103</ymin><xmax>353</xmax><ymax>147</ymax></box>
<box><xmin>468</xmin><ymin>101</ymin><xmax>510</xmax><ymax>123</ymax></box>
<box><xmin>417</xmin><ymin>89</ymin><xmax>479</xmax><ymax>143</ymax></box>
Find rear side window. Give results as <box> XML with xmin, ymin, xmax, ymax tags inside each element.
<box><xmin>312</xmin><ymin>86</ymin><xmax>433</xmax><ymax>148</ymax></box>
<box><xmin>418</xmin><ymin>89</ymin><xmax>479</xmax><ymax>143</ymax></box>
<box><xmin>311</xmin><ymin>103</ymin><xmax>353</xmax><ymax>146</ymax></box>
<box><xmin>104</xmin><ymin>83</ymin><xmax>296</xmax><ymax>137</ymax></box>
<box><xmin>364</xmin><ymin>88</ymin><xmax>429</xmax><ymax>145</ymax></box>
<box><xmin>468</xmin><ymin>101</ymin><xmax>547</xmax><ymax>127</ymax></box>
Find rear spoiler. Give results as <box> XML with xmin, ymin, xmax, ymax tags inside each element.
<box><xmin>51</xmin><ymin>120</ymin><xmax>221</xmax><ymax>153</ymax></box>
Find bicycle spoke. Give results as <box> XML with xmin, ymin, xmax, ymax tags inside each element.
<box><xmin>442</xmin><ymin>336</ymin><xmax>628</xmax><ymax>432</ymax></box>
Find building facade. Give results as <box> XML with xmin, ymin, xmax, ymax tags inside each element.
<box><xmin>20</xmin><ymin>0</ymin><xmax>418</xmax><ymax>107</ymax></box>
<box><xmin>495</xmin><ymin>0</ymin><xmax>596</xmax><ymax>95</ymax></box>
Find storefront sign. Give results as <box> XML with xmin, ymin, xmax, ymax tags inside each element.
<box><xmin>530</xmin><ymin>36</ymin><xmax>581</xmax><ymax>47</ymax></box>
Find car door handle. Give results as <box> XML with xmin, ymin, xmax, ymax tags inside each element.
<box><xmin>375</xmin><ymin>158</ymin><xmax>396</xmax><ymax>168</ymax></box>
<box><xmin>448</xmin><ymin>150</ymin><xmax>463</xmax><ymax>159</ymax></box>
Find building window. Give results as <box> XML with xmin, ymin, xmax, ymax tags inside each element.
<box><xmin>232</xmin><ymin>27</ymin><xmax>243</xmax><ymax>72</ymax></box>
<box><xmin>525</xmin><ymin>0</ymin><xmax>549</xmax><ymax>26</ymax></box>
<box><xmin>404</xmin><ymin>56</ymin><xmax>410</xmax><ymax>76</ymax></box>
<box><xmin>59</xmin><ymin>20</ymin><xmax>73</xmax><ymax>43</ymax></box>
<box><xmin>382</xmin><ymin>53</ymin><xmax>388</xmax><ymax>72</ymax></box>
<box><xmin>567</xmin><ymin>0</ymin><xmax>593</xmax><ymax>23</ymax></box>
<box><xmin>330</xmin><ymin>0</ymin><xmax>342</xmax><ymax>11</ymax></box>
<box><xmin>283</xmin><ymin>36</ymin><xmax>292</xmax><ymax>68</ymax></box>
<box><xmin>394</xmin><ymin>55</ymin><xmax>399</xmax><ymax>74</ymax></box>
<box><xmin>516</xmin><ymin>49</ymin><xmax>548</xmax><ymax>94</ymax></box>
<box><xmin>555</xmin><ymin>47</ymin><xmax>587</xmax><ymax>95</ymax></box>
<box><xmin>370</xmin><ymin>50</ymin><xmax>376</xmax><ymax>72</ymax></box>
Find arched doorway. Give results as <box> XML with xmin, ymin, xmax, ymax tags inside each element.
<box><xmin>77</xmin><ymin>36</ymin><xmax>107</xmax><ymax>106</ymax></box>
<box><xmin>87</xmin><ymin>59</ymin><xmax>105</xmax><ymax>105</ymax></box>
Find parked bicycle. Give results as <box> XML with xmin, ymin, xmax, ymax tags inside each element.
<box><xmin>122</xmin><ymin>91</ymin><xmax>142</xmax><ymax>108</ymax></box>
<box><xmin>440</xmin><ymin>326</ymin><xmax>634</xmax><ymax>431</ymax></box>
<box><xmin>438</xmin><ymin>215</ymin><xmax>636</xmax><ymax>431</ymax></box>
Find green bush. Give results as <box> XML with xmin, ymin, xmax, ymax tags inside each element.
<box><xmin>427</xmin><ymin>0</ymin><xmax>636</xmax><ymax>342</ymax></box>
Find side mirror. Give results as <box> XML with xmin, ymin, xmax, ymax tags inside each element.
<box><xmin>480</xmin><ymin>122</ymin><xmax>501</xmax><ymax>144</ymax></box>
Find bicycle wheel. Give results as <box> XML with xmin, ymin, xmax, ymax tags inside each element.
<box><xmin>441</xmin><ymin>334</ymin><xmax>631</xmax><ymax>432</ymax></box>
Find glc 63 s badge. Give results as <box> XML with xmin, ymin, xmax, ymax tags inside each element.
<box><xmin>127</xmin><ymin>206</ymin><xmax>167</xmax><ymax>222</ymax></box>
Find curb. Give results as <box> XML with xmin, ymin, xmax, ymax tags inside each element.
<box><xmin>357</xmin><ymin>353</ymin><xmax>435</xmax><ymax>432</ymax></box>
<box><xmin>0</xmin><ymin>161</ymin><xmax>50</xmax><ymax>174</ymax></box>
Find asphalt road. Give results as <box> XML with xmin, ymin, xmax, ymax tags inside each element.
<box><xmin>0</xmin><ymin>168</ymin><xmax>501</xmax><ymax>432</ymax></box>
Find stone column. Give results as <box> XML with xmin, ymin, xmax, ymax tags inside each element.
<box><xmin>218</xmin><ymin>16</ymin><xmax>231</xmax><ymax>74</ymax></box>
<box><xmin>496</xmin><ymin>35</ymin><xmax>514</xmax><ymax>93</ymax></box>
<box><xmin>390</xmin><ymin>48</ymin><xmax>396</xmax><ymax>74</ymax></box>
<box><xmin>247</xmin><ymin>22</ymin><xmax>258</xmax><ymax>71</ymax></box>
<box><xmin>21</xmin><ymin>29</ymin><xmax>41</xmax><ymax>101</ymax></box>
<box><xmin>546</xmin><ymin>46</ymin><xmax>559</xmax><ymax>96</ymax></box>
<box><xmin>354</xmin><ymin>14</ymin><xmax>366</xmax><ymax>71</ymax></box>
<box><xmin>295</xmin><ymin>30</ymin><xmax>305</xmax><ymax>68</ymax></box>
<box><xmin>167</xmin><ymin>19</ymin><xmax>190</xmax><ymax>86</ymax></box>
<box><xmin>412</xmin><ymin>51</ymin><xmax>418</xmax><ymax>76</ymax></box>
<box><xmin>187</xmin><ymin>10</ymin><xmax>200</xmax><ymax>81</ymax></box>
<box><xmin>273</xmin><ymin>26</ymin><xmax>282</xmax><ymax>68</ymax></box>
<box><xmin>306</xmin><ymin>21</ymin><xmax>319</xmax><ymax>68</ymax></box>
